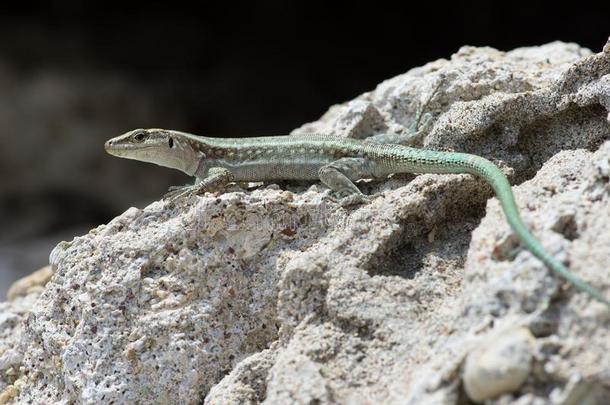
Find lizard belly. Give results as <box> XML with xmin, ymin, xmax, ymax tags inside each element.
<box><xmin>218</xmin><ymin>159</ymin><xmax>329</xmax><ymax>182</ymax></box>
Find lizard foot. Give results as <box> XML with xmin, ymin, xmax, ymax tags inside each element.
<box><xmin>330</xmin><ymin>192</ymin><xmax>381</xmax><ymax>207</ymax></box>
<box><xmin>163</xmin><ymin>184</ymin><xmax>200</xmax><ymax>203</ymax></box>
<box><xmin>167</xmin><ymin>184</ymin><xmax>192</xmax><ymax>193</ymax></box>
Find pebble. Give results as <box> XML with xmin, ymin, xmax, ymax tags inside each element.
<box><xmin>463</xmin><ymin>326</ymin><xmax>536</xmax><ymax>402</ymax></box>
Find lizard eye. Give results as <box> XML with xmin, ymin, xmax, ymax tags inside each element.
<box><xmin>133</xmin><ymin>132</ymin><xmax>147</xmax><ymax>142</ymax></box>
<box><xmin>168</xmin><ymin>137</ymin><xmax>174</xmax><ymax>148</ymax></box>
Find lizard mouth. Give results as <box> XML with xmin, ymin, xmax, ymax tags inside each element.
<box><xmin>104</xmin><ymin>141</ymin><xmax>154</xmax><ymax>156</ymax></box>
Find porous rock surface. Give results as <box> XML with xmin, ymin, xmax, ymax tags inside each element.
<box><xmin>2</xmin><ymin>41</ymin><xmax>610</xmax><ymax>404</ymax></box>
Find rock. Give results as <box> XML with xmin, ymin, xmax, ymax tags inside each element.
<box><xmin>0</xmin><ymin>383</ymin><xmax>20</xmax><ymax>405</ymax></box>
<box><xmin>205</xmin><ymin>350</ymin><xmax>277</xmax><ymax>404</ymax></box>
<box><xmin>1</xmin><ymin>41</ymin><xmax>610</xmax><ymax>404</ymax></box>
<box><xmin>463</xmin><ymin>326</ymin><xmax>535</xmax><ymax>402</ymax></box>
<box><xmin>0</xmin><ymin>349</ymin><xmax>23</xmax><ymax>371</ymax></box>
<box><xmin>6</xmin><ymin>265</ymin><xmax>53</xmax><ymax>301</ymax></box>
<box><xmin>294</xmin><ymin>99</ymin><xmax>388</xmax><ymax>139</ymax></box>
<box><xmin>551</xmin><ymin>374</ymin><xmax>610</xmax><ymax>405</ymax></box>
<box><xmin>0</xmin><ymin>289</ymin><xmax>38</xmax><ymax>401</ymax></box>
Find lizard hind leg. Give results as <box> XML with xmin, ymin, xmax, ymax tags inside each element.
<box><xmin>408</xmin><ymin>78</ymin><xmax>442</xmax><ymax>134</ymax></box>
<box><xmin>318</xmin><ymin>158</ymin><xmax>379</xmax><ymax>206</ymax></box>
<box><xmin>367</xmin><ymin>77</ymin><xmax>443</xmax><ymax>146</ymax></box>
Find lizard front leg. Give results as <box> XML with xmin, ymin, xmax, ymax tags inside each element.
<box><xmin>318</xmin><ymin>158</ymin><xmax>380</xmax><ymax>206</ymax></box>
<box><xmin>164</xmin><ymin>167</ymin><xmax>234</xmax><ymax>202</ymax></box>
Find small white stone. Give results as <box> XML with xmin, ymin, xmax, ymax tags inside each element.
<box><xmin>463</xmin><ymin>326</ymin><xmax>535</xmax><ymax>402</ymax></box>
<box><xmin>49</xmin><ymin>240</ymin><xmax>72</xmax><ymax>269</ymax></box>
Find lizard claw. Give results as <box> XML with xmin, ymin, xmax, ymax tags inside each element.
<box><xmin>167</xmin><ymin>184</ymin><xmax>192</xmax><ymax>193</ymax></box>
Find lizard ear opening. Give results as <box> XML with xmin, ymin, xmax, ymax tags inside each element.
<box><xmin>168</xmin><ymin>137</ymin><xmax>174</xmax><ymax>148</ymax></box>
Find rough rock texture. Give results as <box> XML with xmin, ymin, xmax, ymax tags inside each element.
<box><xmin>2</xmin><ymin>41</ymin><xmax>610</xmax><ymax>404</ymax></box>
<box><xmin>0</xmin><ymin>293</ymin><xmax>38</xmax><ymax>404</ymax></box>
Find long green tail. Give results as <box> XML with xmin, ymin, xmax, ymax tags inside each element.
<box><xmin>469</xmin><ymin>155</ymin><xmax>610</xmax><ymax>307</ymax></box>
<box><xmin>399</xmin><ymin>148</ymin><xmax>610</xmax><ymax>307</ymax></box>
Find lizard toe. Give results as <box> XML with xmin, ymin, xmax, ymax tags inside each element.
<box><xmin>164</xmin><ymin>185</ymin><xmax>198</xmax><ymax>202</ymax></box>
<box><xmin>338</xmin><ymin>193</ymin><xmax>372</xmax><ymax>207</ymax></box>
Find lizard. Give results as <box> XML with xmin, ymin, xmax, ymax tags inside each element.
<box><xmin>104</xmin><ymin>126</ymin><xmax>610</xmax><ymax>308</ymax></box>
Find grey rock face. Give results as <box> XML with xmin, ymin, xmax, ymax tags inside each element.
<box><xmin>2</xmin><ymin>41</ymin><xmax>610</xmax><ymax>404</ymax></box>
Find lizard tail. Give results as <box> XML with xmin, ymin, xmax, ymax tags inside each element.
<box><xmin>467</xmin><ymin>155</ymin><xmax>610</xmax><ymax>308</ymax></box>
<box><xmin>395</xmin><ymin>148</ymin><xmax>610</xmax><ymax>307</ymax></box>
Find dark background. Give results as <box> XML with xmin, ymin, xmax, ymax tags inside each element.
<box><xmin>1</xmin><ymin>1</ymin><xmax>609</xmax><ymax>296</ymax></box>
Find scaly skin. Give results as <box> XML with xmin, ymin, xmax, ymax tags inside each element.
<box><xmin>105</xmin><ymin>129</ymin><xmax>610</xmax><ymax>308</ymax></box>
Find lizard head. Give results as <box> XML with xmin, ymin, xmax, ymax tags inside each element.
<box><xmin>105</xmin><ymin>128</ymin><xmax>202</xmax><ymax>175</ymax></box>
